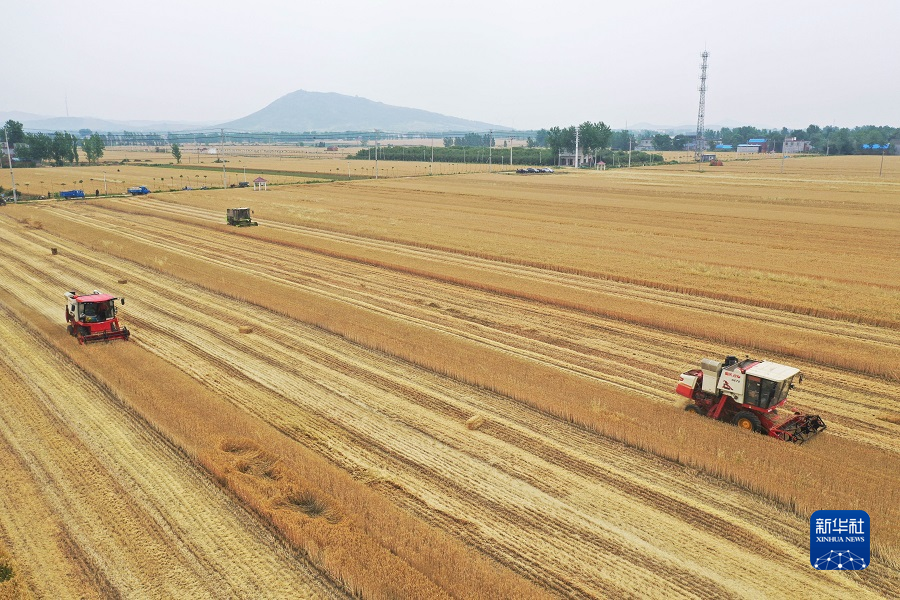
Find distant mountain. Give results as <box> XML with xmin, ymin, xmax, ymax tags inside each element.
<box><xmin>219</xmin><ymin>90</ymin><xmax>509</xmax><ymax>133</ymax></box>
<box><xmin>0</xmin><ymin>112</ymin><xmax>214</xmax><ymax>133</ymax></box>
<box><xmin>0</xmin><ymin>111</ymin><xmax>50</xmax><ymax>123</ymax></box>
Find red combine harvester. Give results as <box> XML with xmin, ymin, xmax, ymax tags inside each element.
<box><xmin>64</xmin><ymin>290</ymin><xmax>130</xmax><ymax>344</ymax></box>
<box><xmin>677</xmin><ymin>355</ymin><xmax>825</xmax><ymax>443</ymax></box>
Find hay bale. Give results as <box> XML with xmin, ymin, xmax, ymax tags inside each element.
<box><xmin>117</xmin><ymin>279</ymin><xmax>128</xmax><ymax>284</ymax></box>
<box><xmin>238</xmin><ymin>326</ymin><xmax>253</xmax><ymax>334</ymax></box>
<box><xmin>465</xmin><ymin>415</ymin><xmax>485</xmax><ymax>430</ymax></box>
<box><xmin>50</xmin><ymin>247</ymin><xmax>58</xmax><ymax>255</ymax></box>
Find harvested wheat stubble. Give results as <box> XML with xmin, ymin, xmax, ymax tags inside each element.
<box><xmin>0</xmin><ymin>303</ymin><xmax>343</xmax><ymax>599</ymax></box>
<box><xmin>2</xmin><ymin>156</ymin><xmax>899</xmax><ymax>596</ymax></box>
<box><xmin>0</xmin><ymin>262</ymin><xmax>544</xmax><ymax>600</ymax></box>
<box><xmin>238</xmin><ymin>326</ymin><xmax>253</xmax><ymax>334</ymax></box>
<box><xmin>10</xmin><ymin>203</ymin><xmax>898</xmax><ymax>561</ymax></box>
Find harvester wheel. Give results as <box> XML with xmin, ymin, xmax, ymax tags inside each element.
<box><xmin>684</xmin><ymin>405</ymin><xmax>702</xmax><ymax>415</ymax></box>
<box><xmin>733</xmin><ymin>411</ymin><xmax>762</xmax><ymax>433</ymax></box>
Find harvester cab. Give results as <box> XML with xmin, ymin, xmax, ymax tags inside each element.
<box><xmin>677</xmin><ymin>356</ymin><xmax>825</xmax><ymax>443</ymax></box>
<box><xmin>65</xmin><ymin>290</ymin><xmax>130</xmax><ymax>344</ymax></box>
<box><xmin>226</xmin><ymin>207</ymin><xmax>258</xmax><ymax>227</ymax></box>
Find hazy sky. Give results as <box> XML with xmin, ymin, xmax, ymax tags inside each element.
<box><xmin>4</xmin><ymin>1</ymin><xmax>897</xmax><ymax>130</ymax></box>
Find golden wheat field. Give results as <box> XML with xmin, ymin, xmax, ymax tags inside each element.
<box><xmin>0</xmin><ymin>153</ymin><xmax>898</xmax><ymax>599</ymax></box>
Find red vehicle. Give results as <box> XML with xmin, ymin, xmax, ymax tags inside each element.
<box><xmin>64</xmin><ymin>290</ymin><xmax>130</xmax><ymax>344</ymax></box>
<box><xmin>677</xmin><ymin>355</ymin><xmax>825</xmax><ymax>443</ymax></box>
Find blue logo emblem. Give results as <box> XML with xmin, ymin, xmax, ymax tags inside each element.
<box><xmin>810</xmin><ymin>510</ymin><xmax>869</xmax><ymax>570</ymax></box>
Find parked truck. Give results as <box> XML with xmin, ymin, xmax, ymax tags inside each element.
<box><xmin>60</xmin><ymin>189</ymin><xmax>85</xmax><ymax>199</ymax></box>
<box><xmin>127</xmin><ymin>186</ymin><xmax>151</xmax><ymax>195</ymax></box>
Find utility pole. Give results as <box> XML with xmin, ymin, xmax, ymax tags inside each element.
<box><xmin>3</xmin><ymin>127</ymin><xmax>16</xmax><ymax>203</ymax></box>
<box><xmin>431</xmin><ymin>136</ymin><xmax>434</xmax><ymax>175</ymax></box>
<box><xmin>488</xmin><ymin>129</ymin><xmax>492</xmax><ymax>173</ymax></box>
<box><xmin>375</xmin><ymin>130</ymin><xmax>379</xmax><ymax>179</ymax></box>
<box><xmin>220</xmin><ymin>129</ymin><xmax>227</xmax><ymax>188</ymax></box>
<box><xmin>628</xmin><ymin>134</ymin><xmax>632</xmax><ymax>168</ymax></box>
<box><xmin>509</xmin><ymin>139</ymin><xmax>513</xmax><ymax>165</ymax></box>
<box><xmin>575</xmin><ymin>128</ymin><xmax>580</xmax><ymax>169</ymax></box>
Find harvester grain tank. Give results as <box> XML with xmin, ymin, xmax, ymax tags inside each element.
<box><xmin>226</xmin><ymin>207</ymin><xmax>258</xmax><ymax>227</ymax></box>
<box><xmin>676</xmin><ymin>355</ymin><xmax>825</xmax><ymax>443</ymax></box>
<box><xmin>64</xmin><ymin>290</ymin><xmax>130</xmax><ymax>344</ymax></box>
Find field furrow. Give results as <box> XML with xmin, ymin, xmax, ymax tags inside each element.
<box><xmin>0</xmin><ymin>280</ymin><xmax>344</xmax><ymax>598</ymax></box>
<box><xmin>0</xmin><ymin>219</ymin><xmax>890</xmax><ymax>598</ymax></box>
<box><xmin>1</xmin><ymin>157</ymin><xmax>897</xmax><ymax>599</ymax></box>
<box><xmin>23</xmin><ymin>202</ymin><xmax>898</xmax><ymax>452</ymax></box>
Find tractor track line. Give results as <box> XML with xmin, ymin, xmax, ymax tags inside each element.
<box><xmin>88</xmin><ymin>199</ymin><xmax>900</xmax><ymax>336</ymax></box>
<box><xmin>5</xmin><ymin>237</ymin><xmax>880</xmax><ymax>596</ymax></box>
<box><xmin>0</xmin><ymin>295</ymin><xmax>348</xmax><ymax>599</ymax></box>
<box><xmin>19</xmin><ymin>207</ymin><xmax>898</xmax><ymax>451</ymax></box>
<box><xmin>2</xmin><ymin>212</ymin><xmax>896</xmax><ymax>597</ymax></box>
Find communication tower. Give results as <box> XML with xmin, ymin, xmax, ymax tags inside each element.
<box><xmin>695</xmin><ymin>51</ymin><xmax>709</xmax><ymax>161</ymax></box>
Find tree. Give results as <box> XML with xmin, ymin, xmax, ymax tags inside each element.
<box><xmin>172</xmin><ymin>143</ymin><xmax>182</xmax><ymax>164</ymax></box>
<box><xmin>652</xmin><ymin>133</ymin><xmax>673</xmax><ymax>151</ymax></box>
<box><xmin>48</xmin><ymin>132</ymin><xmax>76</xmax><ymax>165</ymax></box>
<box><xmin>545</xmin><ymin>126</ymin><xmax>571</xmax><ymax>155</ymax></box>
<box><xmin>82</xmin><ymin>134</ymin><xmax>105</xmax><ymax>164</ymax></box>
<box><xmin>578</xmin><ymin>121</ymin><xmax>612</xmax><ymax>155</ymax></box>
<box><xmin>17</xmin><ymin>132</ymin><xmax>51</xmax><ymax>162</ymax></box>
<box><xmin>672</xmin><ymin>134</ymin><xmax>689</xmax><ymax>151</ymax></box>
<box><xmin>609</xmin><ymin>130</ymin><xmax>633</xmax><ymax>151</ymax></box>
<box><xmin>449</xmin><ymin>132</ymin><xmax>490</xmax><ymax>148</ymax></box>
<box><xmin>3</xmin><ymin>120</ymin><xmax>25</xmax><ymax>144</ymax></box>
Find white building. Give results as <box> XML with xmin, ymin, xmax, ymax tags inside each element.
<box><xmin>783</xmin><ymin>138</ymin><xmax>812</xmax><ymax>153</ymax></box>
<box><xmin>558</xmin><ymin>152</ymin><xmax>596</xmax><ymax>167</ymax></box>
<box><xmin>736</xmin><ymin>144</ymin><xmax>761</xmax><ymax>154</ymax></box>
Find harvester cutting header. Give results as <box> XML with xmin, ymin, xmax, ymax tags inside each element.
<box><xmin>677</xmin><ymin>355</ymin><xmax>825</xmax><ymax>444</ymax></box>
<box><xmin>65</xmin><ymin>290</ymin><xmax>130</xmax><ymax>344</ymax></box>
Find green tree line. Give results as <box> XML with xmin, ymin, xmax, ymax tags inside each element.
<box><xmin>539</xmin><ymin>122</ymin><xmax>612</xmax><ymax>156</ymax></box>
<box><xmin>777</xmin><ymin>125</ymin><xmax>896</xmax><ymax>154</ymax></box>
<box><xmin>651</xmin><ymin>124</ymin><xmax>898</xmax><ymax>154</ymax></box>
<box><xmin>3</xmin><ymin>120</ymin><xmax>105</xmax><ymax>165</ymax></box>
<box><xmin>351</xmin><ymin>145</ymin><xmax>561</xmax><ymax>165</ymax></box>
